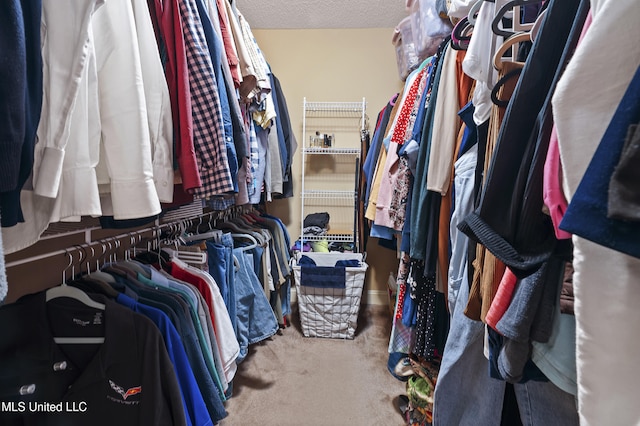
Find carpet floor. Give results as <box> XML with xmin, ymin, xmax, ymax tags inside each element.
<box><xmin>220</xmin><ymin>304</ymin><xmax>407</xmax><ymax>425</ymax></box>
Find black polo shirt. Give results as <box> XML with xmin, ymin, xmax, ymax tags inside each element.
<box><xmin>0</xmin><ymin>292</ymin><xmax>186</xmax><ymax>425</ymax></box>
<box><xmin>102</xmin><ymin>266</ymin><xmax>227</xmax><ymax>422</ymax></box>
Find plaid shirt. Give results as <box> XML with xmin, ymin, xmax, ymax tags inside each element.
<box><xmin>178</xmin><ymin>0</ymin><xmax>234</xmax><ymax>198</ymax></box>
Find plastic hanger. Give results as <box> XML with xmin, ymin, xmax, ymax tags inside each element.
<box><xmin>86</xmin><ymin>243</ymin><xmax>118</xmax><ymax>284</ymax></box>
<box><xmin>467</xmin><ymin>0</ymin><xmax>484</xmax><ymax>26</ymax></box>
<box><xmin>529</xmin><ymin>8</ymin><xmax>546</xmax><ymax>41</ymax></box>
<box><xmin>232</xmin><ymin>233</ymin><xmax>259</xmax><ymax>251</ymax></box>
<box><xmin>120</xmin><ymin>235</ymin><xmax>153</xmax><ymax>279</ymax></box>
<box><xmin>46</xmin><ymin>250</ymin><xmax>106</xmax><ymax>344</ymax></box>
<box><xmin>491</xmin><ymin>65</ymin><xmax>523</xmax><ymax>107</ymax></box>
<box><xmin>491</xmin><ymin>0</ymin><xmax>540</xmax><ymax>38</ymax></box>
<box><xmin>181</xmin><ymin>216</ymin><xmax>223</xmax><ymax>243</ymax></box>
<box><xmin>217</xmin><ymin>220</ymin><xmax>265</xmax><ymax>246</ymax></box>
<box><xmin>47</xmin><ymin>249</ymin><xmax>105</xmax><ymax>309</ymax></box>
<box><xmin>46</xmin><ymin>285</ymin><xmax>106</xmax><ymax>311</ymax></box>
<box><xmin>493</xmin><ymin>32</ymin><xmax>530</xmax><ymax>71</ymax></box>
<box><xmin>176</xmin><ymin>250</ymin><xmax>208</xmax><ymax>267</ymax></box>
<box><xmin>451</xmin><ymin>17</ymin><xmax>473</xmax><ymax>50</ymax></box>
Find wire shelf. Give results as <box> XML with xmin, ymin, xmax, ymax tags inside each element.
<box><xmin>303</xmin><ymin>102</ymin><xmax>365</xmax><ymax>113</ymax></box>
<box><xmin>301</xmin><ymin>98</ymin><xmax>365</xmax><ymax>253</ymax></box>
<box><xmin>301</xmin><ymin>233</ymin><xmax>355</xmax><ymax>243</ymax></box>
<box><xmin>303</xmin><ymin>147</ymin><xmax>360</xmax><ymax>155</ymax></box>
<box><xmin>301</xmin><ymin>190</ymin><xmax>355</xmax><ymax>199</ymax></box>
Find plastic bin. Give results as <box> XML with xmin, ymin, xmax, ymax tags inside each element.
<box><xmin>392</xmin><ymin>15</ymin><xmax>421</xmax><ymax>81</ymax></box>
<box><xmin>292</xmin><ymin>252</ymin><xmax>368</xmax><ymax>339</ymax></box>
<box><xmin>407</xmin><ymin>0</ymin><xmax>453</xmax><ymax>59</ymax></box>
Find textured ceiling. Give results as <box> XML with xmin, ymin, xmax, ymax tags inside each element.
<box><xmin>235</xmin><ymin>0</ymin><xmax>409</xmax><ymax>29</ymax></box>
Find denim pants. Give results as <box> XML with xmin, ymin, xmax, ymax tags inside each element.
<box><xmin>448</xmin><ymin>144</ymin><xmax>477</xmax><ymax>313</ymax></box>
<box><xmin>206</xmin><ymin>241</ymin><xmax>229</xmax><ymax>304</ymax></box>
<box><xmin>221</xmin><ymin>233</ymin><xmax>236</xmax><ymax>331</ymax></box>
<box><xmin>433</xmin><ymin>267</ymin><xmax>578</xmax><ymax>425</ymax></box>
<box><xmin>233</xmin><ymin>248</ymin><xmax>278</xmax><ymax>363</ymax></box>
<box><xmin>434</xmin><ymin>267</ymin><xmax>505</xmax><ymax>426</ymax></box>
<box><xmin>206</xmin><ymin>233</ymin><xmax>237</xmax><ymax>337</ymax></box>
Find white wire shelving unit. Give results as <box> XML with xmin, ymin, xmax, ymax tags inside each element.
<box><xmin>300</xmin><ymin>98</ymin><xmax>366</xmax><ymax>252</ymax></box>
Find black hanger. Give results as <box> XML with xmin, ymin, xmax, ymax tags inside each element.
<box><xmin>491</xmin><ymin>66</ymin><xmax>523</xmax><ymax>107</ymax></box>
<box><xmin>491</xmin><ymin>0</ymin><xmax>543</xmax><ymax>38</ymax></box>
<box><xmin>451</xmin><ymin>17</ymin><xmax>473</xmax><ymax>50</ymax></box>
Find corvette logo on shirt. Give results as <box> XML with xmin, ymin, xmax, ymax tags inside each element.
<box><xmin>109</xmin><ymin>380</ymin><xmax>142</xmax><ymax>400</ymax></box>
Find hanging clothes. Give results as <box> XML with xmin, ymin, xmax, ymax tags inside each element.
<box><xmin>463</xmin><ymin>59</ymin><xmax>521</xmax><ymax>322</ymax></box>
<box><xmin>2</xmin><ymin>0</ymin><xmax>170</xmax><ymax>253</ymax></box>
<box><xmin>459</xmin><ymin>0</ymin><xmax>586</xmax><ymax>275</ymax></box>
<box><xmin>100</xmin><ymin>262</ymin><xmax>228</xmax><ymax>421</ymax></box>
<box><xmin>376</xmin><ymin>1</ymin><xmax>596</xmax><ymax>423</ymax></box>
<box><xmin>552</xmin><ymin>0</ymin><xmax>640</xmax><ymax>415</ymax></box>
<box><xmin>0</xmin><ymin>291</ymin><xmax>188</xmax><ymax>426</ymax></box>
<box><xmin>115</xmin><ymin>292</ymin><xmax>214</xmax><ymax>426</ymax></box>
<box><xmin>0</xmin><ymin>0</ymin><xmax>42</xmax><ymax>228</ymax></box>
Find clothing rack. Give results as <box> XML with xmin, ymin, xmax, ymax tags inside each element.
<box><xmin>4</xmin><ymin>205</ymin><xmax>257</xmax><ymax>303</ymax></box>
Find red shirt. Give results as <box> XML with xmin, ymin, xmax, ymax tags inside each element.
<box><xmin>149</xmin><ymin>0</ymin><xmax>201</xmax><ymax>191</ymax></box>
<box><xmin>168</xmin><ymin>261</ymin><xmax>216</xmax><ymax>324</ymax></box>
<box><xmin>215</xmin><ymin>0</ymin><xmax>241</xmax><ymax>88</ymax></box>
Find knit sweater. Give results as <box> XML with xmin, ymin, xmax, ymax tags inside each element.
<box><xmin>0</xmin><ymin>0</ymin><xmax>42</xmax><ymax>227</ymax></box>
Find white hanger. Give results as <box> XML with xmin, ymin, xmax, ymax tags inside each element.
<box><xmin>467</xmin><ymin>0</ymin><xmax>484</xmax><ymax>25</ymax></box>
<box><xmin>175</xmin><ymin>248</ymin><xmax>208</xmax><ymax>266</ymax></box>
<box><xmin>232</xmin><ymin>233</ymin><xmax>259</xmax><ymax>251</ymax></box>
<box><xmin>87</xmin><ymin>242</ymin><xmax>117</xmax><ymax>283</ymax></box>
<box><xmin>181</xmin><ymin>215</ymin><xmax>224</xmax><ymax>243</ymax></box>
<box><xmin>46</xmin><ymin>250</ymin><xmax>106</xmax><ymax>344</ymax></box>
<box><xmin>45</xmin><ymin>285</ymin><xmax>106</xmax><ymax>311</ymax></box>
<box><xmin>529</xmin><ymin>8</ymin><xmax>546</xmax><ymax>41</ymax></box>
<box><xmin>181</xmin><ymin>229</ymin><xmax>223</xmax><ymax>243</ymax></box>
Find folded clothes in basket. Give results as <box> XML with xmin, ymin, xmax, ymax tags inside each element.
<box><xmin>335</xmin><ymin>259</ymin><xmax>361</xmax><ymax>267</ymax></box>
<box><xmin>300</xmin><ymin>265</ymin><xmax>346</xmax><ymax>288</ymax></box>
<box><xmin>298</xmin><ymin>256</ymin><xmax>363</xmax><ymax>289</ymax></box>
<box><xmin>298</xmin><ymin>255</ymin><xmax>361</xmax><ymax>268</ymax></box>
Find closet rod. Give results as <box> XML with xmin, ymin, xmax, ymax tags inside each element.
<box><xmin>5</xmin><ymin>205</ymin><xmax>256</xmax><ymax>269</ymax></box>
<box><xmin>6</xmin><ymin>226</ymin><xmax>162</xmax><ymax>268</ymax></box>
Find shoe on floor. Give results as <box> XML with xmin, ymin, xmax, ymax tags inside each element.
<box><xmin>387</xmin><ymin>352</ymin><xmax>414</xmax><ymax>381</ymax></box>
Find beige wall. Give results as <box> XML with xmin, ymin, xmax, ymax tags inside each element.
<box><xmin>254</xmin><ymin>28</ymin><xmax>404</xmax><ymax>305</ymax></box>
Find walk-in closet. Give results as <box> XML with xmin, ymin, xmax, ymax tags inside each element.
<box><xmin>1</xmin><ymin>0</ymin><xmax>638</xmax><ymax>425</ymax></box>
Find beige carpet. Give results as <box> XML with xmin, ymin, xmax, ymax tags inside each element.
<box><xmin>220</xmin><ymin>304</ymin><xmax>407</xmax><ymax>426</ymax></box>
